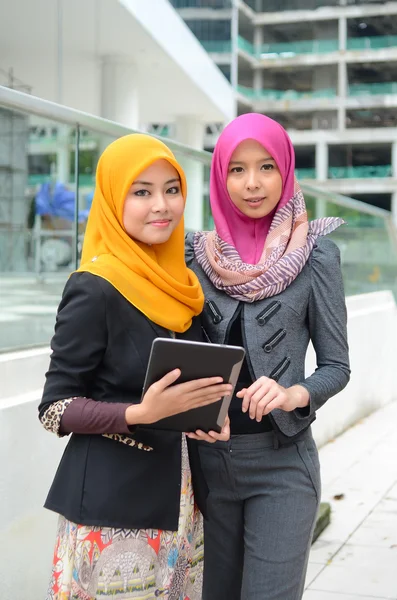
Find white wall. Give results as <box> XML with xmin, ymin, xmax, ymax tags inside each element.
<box><xmin>0</xmin><ymin>394</ymin><xmax>67</xmax><ymax>599</ymax></box>
<box><xmin>2</xmin><ymin>53</ymin><xmax>102</xmax><ymax>116</ymax></box>
<box><xmin>312</xmin><ymin>291</ymin><xmax>397</xmax><ymax>448</ymax></box>
<box><xmin>1</xmin><ymin>0</ymin><xmax>235</xmax><ymax>125</ymax></box>
<box><xmin>0</xmin><ymin>291</ymin><xmax>396</xmax><ymax>597</ymax></box>
<box><xmin>119</xmin><ymin>0</ymin><xmax>236</xmax><ymax>122</ymax></box>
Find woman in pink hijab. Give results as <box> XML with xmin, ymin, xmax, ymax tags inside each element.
<box><xmin>185</xmin><ymin>113</ymin><xmax>350</xmax><ymax>600</ymax></box>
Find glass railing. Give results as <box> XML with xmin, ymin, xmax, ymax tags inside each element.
<box><xmin>237</xmin><ymin>36</ymin><xmax>256</xmax><ymax>56</ymax></box>
<box><xmin>237</xmin><ymin>85</ymin><xmax>257</xmax><ymax>99</ymax></box>
<box><xmin>201</xmin><ymin>40</ymin><xmax>232</xmax><ymax>53</ymax></box>
<box><xmin>0</xmin><ymin>85</ymin><xmax>396</xmax><ymax>352</ymax></box>
<box><xmin>260</xmin><ymin>39</ymin><xmax>339</xmax><ymax>58</ymax></box>
<box><xmin>295</xmin><ymin>168</ymin><xmax>316</xmax><ymax>179</ymax></box>
<box><xmin>0</xmin><ymin>85</ymin><xmax>212</xmax><ymax>352</ymax></box>
<box><xmin>170</xmin><ymin>0</ymin><xmax>232</xmax><ymax>7</ymax></box>
<box><xmin>349</xmin><ymin>82</ymin><xmax>397</xmax><ymax>96</ymax></box>
<box><xmin>347</xmin><ymin>35</ymin><xmax>397</xmax><ymax>51</ymax></box>
<box><xmin>302</xmin><ymin>184</ymin><xmax>397</xmax><ymax>300</ymax></box>
<box><xmin>240</xmin><ymin>34</ymin><xmax>397</xmax><ymax>59</ymax></box>
<box><xmin>237</xmin><ymin>85</ymin><xmax>336</xmax><ymax>101</ymax></box>
<box><xmin>243</xmin><ymin>0</ymin><xmax>340</xmax><ymax>10</ymax></box>
<box><xmin>329</xmin><ymin>165</ymin><xmax>393</xmax><ymax>179</ymax></box>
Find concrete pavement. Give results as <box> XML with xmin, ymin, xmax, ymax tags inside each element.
<box><xmin>304</xmin><ymin>400</ymin><xmax>397</xmax><ymax>599</ymax></box>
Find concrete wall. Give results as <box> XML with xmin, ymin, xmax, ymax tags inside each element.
<box><xmin>0</xmin><ymin>290</ymin><xmax>396</xmax><ymax>598</ymax></box>
<box><xmin>311</xmin><ymin>291</ymin><xmax>397</xmax><ymax>448</ymax></box>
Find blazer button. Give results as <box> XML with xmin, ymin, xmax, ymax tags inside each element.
<box><xmin>262</xmin><ymin>329</ymin><xmax>287</xmax><ymax>353</ymax></box>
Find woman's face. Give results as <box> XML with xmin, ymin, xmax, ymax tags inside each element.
<box><xmin>123</xmin><ymin>159</ymin><xmax>185</xmax><ymax>245</ymax></box>
<box><xmin>226</xmin><ymin>139</ymin><xmax>283</xmax><ymax>219</ymax></box>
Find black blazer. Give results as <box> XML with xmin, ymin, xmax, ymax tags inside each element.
<box><xmin>38</xmin><ymin>272</ymin><xmax>208</xmax><ymax>531</ymax></box>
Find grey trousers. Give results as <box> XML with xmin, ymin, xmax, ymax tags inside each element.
<box><xmin>197</xmin><ymin>429</ymin><xmax>321</xmax><ymax>600</ymax></box>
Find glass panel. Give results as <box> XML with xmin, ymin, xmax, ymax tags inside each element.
<box><xmin>295</xmin><ymin>168</ymin><xmax>316</xmax><ymax>180</ymax></box>
<box><xmin>201</xmin><ymin>40</ymin><xmax>232</xmax><ymax>53</ymax></box>
<box><xmin>75</xmin><ymin>129</ymin><xmax>117</xmax><ymax>267</ymax></box>
<box><xmin>301</xmin><ymin>184</ymin><xmax>397</xmax><ymax>301</ymax></box>
<box><xmin>349</xmin><ymin>82</ymin><xmax>397</xmax><ymax>96</ymax></box>
<box><xmin>172</xmin><ymin>151</ymin><xmax>210</xmax><ymax>232</ymax></box>
<box><xmin>328</xmin><ymin>165</ymin><xmax>392</xmax><ymax>179</ymax></box>
<box><xmin>0</xmin><ymin>110</ymin><xmax>77</xmax><ymax>351</ymax></box>
<box><xmin>238</xmin><ymin>36</ymin><xmax>256</xmax><ymax>56</ymax></box>
<box><xmin>0</xmin><ymin>105</ymin><xmax>119</xmax><ymax>352</ymax></box>
<box><xmin>246</xmin><ymin>0</ymin><xmax>340</xmax><ymax>10</ymax></box>
<box><xmin>169</xmin><ymin>0</ymin><xmax>232</xmax><ymax>7</ymax></box>
<box><xmin>347</xmin><ymin>35</ymin><xmax>397</xmax><ymax>51</ymax></box>
<box><xmin>238</xmin><ymin>87</ymin><xmax>337</xmax><ymax>101</ymax></box>
<box><xmin>1</xmin><ymin>87</ymin><xmax>396</xmax><ymax>352</ymax></box>
<box><xmin>260</xmin><ymin>39</ymin><xmax>338</xmax><ymax>58</ymax></box>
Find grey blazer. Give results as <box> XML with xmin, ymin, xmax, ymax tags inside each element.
<box><xmin>185</xmin><ymin>233</ymin><xmax>350</xmax><ymax>440</ymax></box>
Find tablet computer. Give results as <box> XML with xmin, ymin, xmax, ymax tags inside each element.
<box><xmin>141</xmin><ymin>338</ymin><xmax>245</xmax><ymax>433</ymax></box>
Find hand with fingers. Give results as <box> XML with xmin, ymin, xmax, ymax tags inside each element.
<box><xmin>236</xmin><ymin>377</ymin><xmax>310</xmax><ymax>422</ymax></box>
<box><xmin>126</xmin><ymin>369</ymin><xmax>233</xmax><ymax>426</ymax></box>
<box><xmin>186</xmin><ymin>415</ymin><xmax>231</xmax><ymax>443</ymax></box>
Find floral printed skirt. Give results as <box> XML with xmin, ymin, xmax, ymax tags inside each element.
<box><xmin>46</xmin><ymin>436</ymin><xmax>203</xmax><ymax>600</ymax></box>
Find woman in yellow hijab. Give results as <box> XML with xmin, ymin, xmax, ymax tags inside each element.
<box><xmin>79</xmin><ymin>133</ymin><xmax>204</xmax><ymax>332</ymax></box>
<box><xmin>38</xmin><ymin>134</ymin><xmax>231</xmax><ymax>600</ymax></box>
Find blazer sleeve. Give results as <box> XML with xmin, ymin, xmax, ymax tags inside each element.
<box><xmin>38</xmin><ymin>272</ymin><xmax>108</xmax><ymax>419</ymax></box>
<box><xmin>296</xmin><ymin>236</ymin><xmax>351</xmax><ymax>417</ymax></box>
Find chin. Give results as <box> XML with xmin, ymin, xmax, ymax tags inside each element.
<box><xmin>148</xmin><ymin>231</ymin><xmax>175</xmax><ymax>245</ymax></box>
<box><xmin>240</xmin><ymin>207</ymin><xmax>272</xmax><ymax>219</ymax></box>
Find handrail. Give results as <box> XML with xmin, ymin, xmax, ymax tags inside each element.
<box><xmin>0</xmin><ymin>86</ymin><xmax>212</xmax><ymax>164</ymax></box>
<box><xmin>301</xmin><ymin>183</ymin><xmax>392</xmax><ymax>218</ymax></box>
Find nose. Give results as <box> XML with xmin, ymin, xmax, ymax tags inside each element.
<box><xmin>151</xmin><ymin>192</ymin><xmax>168</xmax><ymax>213</ymax></box>
<box><xmin>246</xmin><ymin>169</ymin><xmax>260</xmax><ymax>191</ymax></box>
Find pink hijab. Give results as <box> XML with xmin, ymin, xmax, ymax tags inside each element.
<box><xmin>210</xmin><ymin>113</ymin><xmax>295</xmax><ymax>264</ymax></box>
<box><xmin>194</xmin><ymin>113</ymin><xmax>344</xmax><ymax>302</ymax></box>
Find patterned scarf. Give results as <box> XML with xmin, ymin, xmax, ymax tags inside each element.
<box><xmin>194</xmin><ymin>179</ymin><xmax>343</xmax><ymax>303</ymax></box>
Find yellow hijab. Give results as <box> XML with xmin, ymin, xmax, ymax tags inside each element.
<box><xmin>77</xmin><ymin>133</ymin><xmax>204</xmax><ymax>333</ymax></box>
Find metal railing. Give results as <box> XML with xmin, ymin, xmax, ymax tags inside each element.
<box><xmin>0</xmin><ymin>86</ymin><xmax>211</xmax><ymax>164</ymax></box>
<box><xmin>1</xmin><ymin>84</ymin><xmax>397</xmax><ymax>351</ymax></box>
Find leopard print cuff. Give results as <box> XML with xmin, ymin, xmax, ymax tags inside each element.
<box><xmin>40</xmin><ymin>398</ymin><xmax>153</xmax><ymax>451</ymax></box>
<box><xmin>40</xmin><ymin>397</ymin><xmax>76</xmax><ymax>436</ymax></box>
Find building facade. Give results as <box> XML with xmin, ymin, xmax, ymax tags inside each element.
<box><xmin>170</xmin><ymin>0</ymin><xmax>397</xmax><ymax>223</ymax></box>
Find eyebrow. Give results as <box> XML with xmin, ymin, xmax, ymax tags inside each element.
<box><xmin>229</xmin><ymin>157</ymin><xmax>275</xmax><ymax>165</ymax></box>
<box><xmin>132</xmin><ymin>178</ymin><xmax>180</xmax><ymax>186</ymax></box>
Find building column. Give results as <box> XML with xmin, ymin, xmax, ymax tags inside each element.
<box><xmin>254</xmin><ymin>25</ymin><xmax>263</xmax><ymax>55</ymax></box>
<box><xmin>338</xmin><ymin>16</ymin><xmax>347</xmax><ymax>51</ymax></box>
<box><xmin>101</xmin><ymin>56</ymin><xmax>139</xmax><ymax>129</ymax></box>
<box><xmin>174</xmin><ymin>117</ymin><xmax>205</xmax><ymax>232</ymax></box>
<box><xmin>315</xmin><ymin>141</ymin><xmax>328</xmax><ymax>218</ymax></box>
<box><xmin>253</xmin><ymin>70</ymin><xmax>263</xmax><ymax>95</ymax></box>
<box><xmin>231</xmin><ymin>0</ymin><xmax>239</xmax><ymax>92</ymax></box>
<box><xmin>391</xmin><ymin>193</ymin><xmax>397</xmax><ymax>228</ymax></box>
<box><xmin>316</xmin><ymin>140</ymin><xmax>328</xmax><ymax>181</ymax></box>
<box><xmin>338</xmin><ymin>17</ymin><xmax>347</xmax><ymax>131</ymax></box>
<box><xmin>392</xmin><ymin>142</ymin><xmax>397</xmax><ymax>227</ymax></box>
<box><xmin>57</xmin><ymin>125</ymin><xmax>71</xmax><ymax>184</ymax></box>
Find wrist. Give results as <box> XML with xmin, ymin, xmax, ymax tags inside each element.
<box><xmin>289</xmin><ymin>385</ymin><xmax>310</xmax><ymax>409</ymax></box>
<box><xmin>125</xmin><ymin>404</ymin><xmax>149</xmax><ymax>426</ymax></box>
